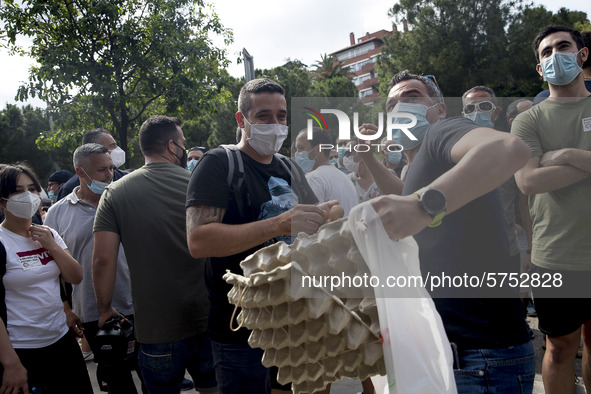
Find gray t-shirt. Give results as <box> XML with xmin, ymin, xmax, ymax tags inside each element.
<box><xmin>94</xmin><ymin>162</ymin><xmax>209</xmax><ymax>343</ymax></box>
<box><xmin>44</xmin><ymin>188</ymin><xmax>133</xmax><ymax>323</ymax></box>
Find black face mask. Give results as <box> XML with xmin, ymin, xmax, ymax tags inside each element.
<box><xmin>172</xmin><ymin>141</ymin><xmax>188</xmax><ymax>169</ymax></box>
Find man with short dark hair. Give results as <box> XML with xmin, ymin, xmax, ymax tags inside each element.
<box><xmin>186</xmin><ymin>78</ymin><xmax>332</xmax><ymax>393</ymax></box>
<box><xmin>533</xmin><ymin>29</ymin><xmax>591</xmax><ymax>104</ymax></box>
<box><xmin>512</xmin><ymin>25</ymin><xmax>591</xmax><ymax>393</ymax></box>
<box><xmin>359</xmin><ymin>70</ymin><xmax>534</xmax><ymax>393</ymax></box>
<box><xmin>93</xmin><ymin>116</ymin><xmax>216</xmax><ymax>394</ymax></box>
<box><xmin>57</xmin><ymin>128</ymin><xmax>127</xmax><ymax>201</ymax></box>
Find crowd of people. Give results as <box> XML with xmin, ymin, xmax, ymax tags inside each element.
<box><xmin>0</xmin><ymin>24</ymin><xmax>590</xmax><ymax>394</ymax></box>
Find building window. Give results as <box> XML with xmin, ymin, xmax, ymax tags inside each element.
<box><xmin>359</xmin><ymin>88</ymin><xmax>373</xmax><ymax>98</ymax></box>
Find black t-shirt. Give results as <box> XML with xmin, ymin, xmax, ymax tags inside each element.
<box><xmin>403</xmin><ymin>117</ymin><xmax>529</xmax><ymax>349</ymax></box>
<box><xmin>186</xmin><ymin>147</ymin><xmax>318</xmax><ymax>344</ymax></box>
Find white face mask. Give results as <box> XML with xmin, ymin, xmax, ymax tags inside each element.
<box><xmin>343</xmin><ymin>155</ymin><xmax>360</xmax><ymax>173</ymax></box>
<box><xmin>4</xmin><ymin>191</ymin><xmax>41</xmax><ymax>219</ymax></box>
<box><xmin>244</xmin><ymin>117</ymin><xmax>289</xmax><ymax>156</ymax></box>
<box><xmin>110</xmin><ymin>147</ymin><xmax>126</xmax><ymax>168</ymax></box>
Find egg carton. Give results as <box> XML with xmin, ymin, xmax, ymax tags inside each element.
<box><xmin>223</xmin><ymin>217</ymin><xmax>386</xmax><ymax>394</ymax></box>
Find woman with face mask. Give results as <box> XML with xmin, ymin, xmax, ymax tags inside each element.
<box><xmin>0</xmin><ymin>164</ymin><xmax>92</xmax><ymax>393</ymax></box>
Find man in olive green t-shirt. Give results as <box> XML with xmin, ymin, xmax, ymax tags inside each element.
<box><xmin>512</xmin><ymin>25</ymin><xmax>591</xmax><ymax>394</ymax></box>
<box><xmin>92</xmin><ymin>116</ymin><xmax>217</xmax><ymax>394</ymax></box>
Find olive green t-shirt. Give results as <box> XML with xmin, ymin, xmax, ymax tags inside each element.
<box><xmin>94</xmin><ymin>162</ymin><xmax>209</xmax><ymax>343</ymax></box>
<box><xmin>511</xmin><ymin>96</ymin><xmax>591</xmax><ymax>271</ymax></box>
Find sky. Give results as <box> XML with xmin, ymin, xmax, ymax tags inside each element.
<box><xmin>1</xmin><ymin>0</ymin><xmax>590</xmax><ymax>108</ymax></box>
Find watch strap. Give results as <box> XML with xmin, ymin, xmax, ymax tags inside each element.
<box><xmin>414</xmin><ymin>187</ymin><xmax>446</xmax><ymax>228</ymax></box>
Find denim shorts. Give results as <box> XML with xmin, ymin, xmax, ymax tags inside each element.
<box><xmin>211</xmin><ymin>341</ymin><xmax>270</xmax><ymax>394</ymax></box>
<box><xmin>138</xmin><ymin>332</ymin><xmax>217</xmax><ymax>394</ymax></box>
<box><xmin>452</xmin><ymin>341</ymin><xmax>535</xmax><ymax>393</ymax></box>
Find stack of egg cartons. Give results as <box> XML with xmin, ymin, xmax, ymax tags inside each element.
<box><xmin>224</xmin><ymin>218</ymin><xmax>386</xmax><ymax>394</ymax></box>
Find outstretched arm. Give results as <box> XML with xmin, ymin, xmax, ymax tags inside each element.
<box><xmin>372</xmin><ymin>127</ymin><xmax>530</xmax><ymax>240</ymax></box>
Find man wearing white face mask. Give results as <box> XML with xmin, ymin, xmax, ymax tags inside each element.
<box><xmin>358</xmin><ymin>70</ymin><xmax>534</xmax><ymax>393</ymax></box>
<box><xmin>186</xmin><ymin>78</ymin><xmax>336</xmax><ymax>394</ymax></box>
<box><xmin>512</xmin><ymin>25</ymin><xmax>591</xmax><ymax>394</ymax></box>
<box><xmin>57</xmin><ymin>128</ymin><xmax>128</xmax><ymax>201</ymax></box>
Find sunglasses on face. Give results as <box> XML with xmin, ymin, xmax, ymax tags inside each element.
<box><xmin>463</xmin><ymin>101</ymin><xmax>495</xmax><ymax>114</ymax></box>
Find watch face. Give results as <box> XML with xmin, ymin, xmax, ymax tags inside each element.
<box><xmin>423</xmin><ymin>189</ymin><xmax>446</xmax><ymax>214</ymax></box>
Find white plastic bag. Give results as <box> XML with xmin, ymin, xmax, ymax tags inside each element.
<box><xmin>348</xmin><ymin>202</ymin><xmax>457</xmax><ymax>394</ymax></box>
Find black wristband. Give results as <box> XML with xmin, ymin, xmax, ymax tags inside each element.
<box><xmin>525</xmin><ymin>249</ymin><xmax>531</xmax><ymax>254</ymax></box>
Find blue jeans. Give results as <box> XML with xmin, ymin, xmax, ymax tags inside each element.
<box><xmin>138</xmin><ymin>333</ymin><xmax>217</xmax><ymax>394</ymax></box>
<box><xmin>453</xmin><ymin>341</ymin><xmax>535</xmax><ymax>393</ymax></box>
<box><xmin>211</xmin><ymin>341</ymin><xmax>270</xmax><ymax>394</ymax></box>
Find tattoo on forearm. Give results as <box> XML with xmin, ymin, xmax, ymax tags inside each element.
<box><xmin>187</xmin><ymin>206</ymin><xmax>224</xmax><ymax>232</ymax></box>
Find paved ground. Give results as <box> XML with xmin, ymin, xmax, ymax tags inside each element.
<box><xmin>84</xmin><ymin>316</ymin><xmax>586</xmax><ymax>393</ymax></box>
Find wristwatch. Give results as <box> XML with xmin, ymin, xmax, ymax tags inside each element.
<box><xmin>414</xmin><ymin>187</ymin><xmax>447</xmax><ymax>227</ymax></box>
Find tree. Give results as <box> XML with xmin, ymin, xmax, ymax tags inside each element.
<box><xmin>377</xmin><ymin>0</ymin><xmax>590</xmax><ymax>98</ymax></box>
<box><xmin>0</xmin><ymin>104</ymin><xmax>70</xmax><ymax>183</ymax></box>
<box><xmin>312</xmin><ymin>53</ymin><xmax>349</xmax><ymax>81</ymax></box>
<box><xmin>0</xmin><ymin>0</ymin><xmax>233</xmax><ymax>164</ymax></box>
<box><xmin>309</xmin><ymin>76</ymin><xmax>357</xmax><ymax>98</ymax></box>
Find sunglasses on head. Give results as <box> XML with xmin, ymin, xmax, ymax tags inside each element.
<box><xmin>189</xmin><ymin>146</ymin><xmax>206</xmax><ymax>152</ymax></box>
<box><xmin>463</xmin><ymin>101</ymin><xmax>495</xmax><ymax>114</ymax></box>
<box><xmin>424</xmin><ymin>74</ymin><xmax>439</xmax><ymax>87</ymax></box>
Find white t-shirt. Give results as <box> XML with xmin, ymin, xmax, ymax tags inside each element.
<box><xmin>305</xmin><ymin>164</ymin><xmax>359</xmax><ymax>216</ymax></box>
<box><xmin>0</xmin><ymin>226</ymin><xmax>69</xmax><ymax>348</ymax></box>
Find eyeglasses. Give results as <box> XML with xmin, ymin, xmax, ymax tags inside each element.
<box><xmin>189</xmin><ymin>146</ymin><xmax>206</xmax><ymax>152</ymax></box>
<box><xmin>463</xmin><ymin>101</ymin><xmax>495</xmax><ymax>114</ymax></box>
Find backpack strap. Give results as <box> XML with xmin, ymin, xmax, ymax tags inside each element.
<box><xmin>220</xmin><ymin>145</ymin><xmax>246</xmax><ymax>217</ymax></box>
<box><xmin>275</xmin><ymin>154</ymin><xmax>315</xmax><ymax>204</ymax></box>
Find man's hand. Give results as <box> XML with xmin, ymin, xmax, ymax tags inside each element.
<box><xmin>276</xmin><ymin>204</ymin><xmax>331</xmax><ymax>236</ymax></box>
<box><xmin>522</xmin><ymin>253</ymin><xmax>532</xmax><ymax>275</ymax></box>
<box><xmin>98</xmin><ymin>307</ymin><xmax>122</xmax><ymax>328</ymax></box>
<box><xmin>540</xmin><ymin>148</ymin><xmax>573</xmax><ymax>167</ymax></box>
<box><xmin>370</xmin><ymin>194</ymin><xmax>432</xmax><ymax>241</ymax></box>
<box><xmin>356</xmin><ymin>123</ymin><xmax>381</xmax><ymax>160</ymax></box>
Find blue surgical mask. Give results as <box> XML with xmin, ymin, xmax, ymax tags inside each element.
<box><xmin>295</xmin><ymin>151</ymin><xmax>315</xmax><ymax>173</ymax></box>
<box><xmin>390</xmin><ymin>102</ymin><xmax>435</xmax><ymax>150</ymax></box>
<box><xmin>464</xmin><ymin>112</ymin><xmax>494</xmax><ymax>128</ymax></box>
<box><xmin>387</xmin><ymin>151</ymin><xmax>403</xmax><ymax>164</ymax></box>
<box><xmin>187</xmin><ymin>159</ymin><xmax>198</xmax><ymax>173</ymax></box>
<box><xmin>82</xmin><ymin>168</ymin><xmax>111</xmax><ymax>195</ymax></box>
<box><xmin>48</xmin><ymin>190</ymin><xmax>58</xmax><ymax>202</ymax></box>
<box><xmin>540</xmin><ymin>50</ymin><xmax>582</xmax><ymax>86</ymax></box>
<box><xmin>337</xmin><ymin>146</ymin><xmax>347</xmax><ymax>159</ymax></box>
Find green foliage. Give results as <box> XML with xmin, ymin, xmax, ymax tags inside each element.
<box><xmin>312</xmin><ymin>53</ymin><xmax>350</xmax><ymax>81</ymax></box>
<box><xmin>0</xmin><ymin>105</ymin><xmax>71</xmax><ymax>184</ymax></box>
<box><xmin>309</xmin><ymin>76</ymin><xmax>358</xmax><ymax>98</ymax></box>
<box><xmin>0</xmin><ymin>0</ymin><xmax>233</xmax><ymax>165</ymax></box>
<box><xmin>377</xmin><ymin>0</ymin><xmax>590</xmax><ymax>98</ymax></box>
